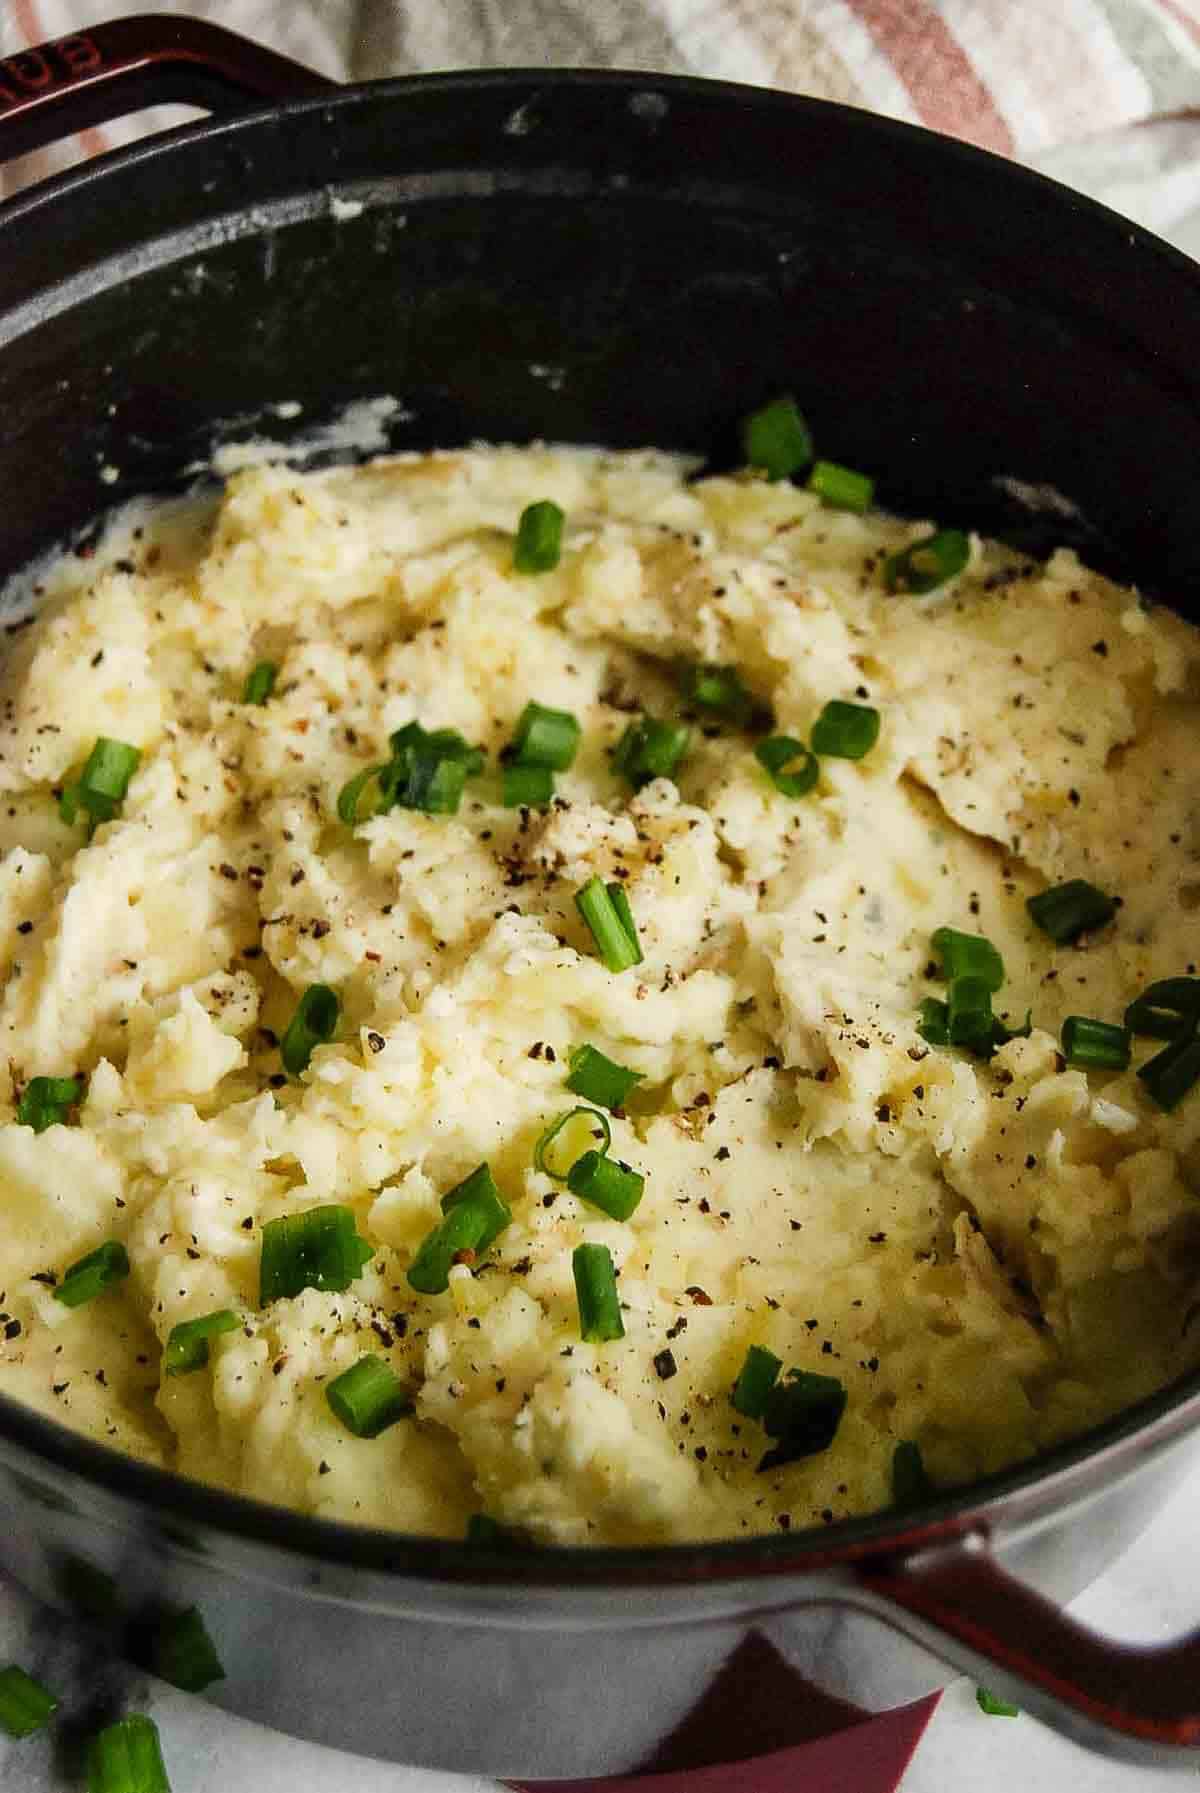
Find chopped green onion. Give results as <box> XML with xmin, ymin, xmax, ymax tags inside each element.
<box><xmin>976</xmin><ymin>1687</ymin><xmax>1020</xmax><ymax>1718</ymax></box>
<box><xmin>0</xmin><ymin>1664</ymin><xmax>58</xmax><ymax>1738</ymax></box>
<box><xmin>151</xmin><ymin>1606</ymin><xmax>224</xmax><ymax>1693</ymax></box>
<box><xmin>53</xmin><ymin>1241</ymin><xmax>130</xmax><ymax>1309</ymax></box>
<box><xmin>336</xmin><ymin>761</ymin><xmax>396</xmax><ymax>825</ymax></box>
<box><xmin>741</xmin><ymin>395</ymin><xmax>813</xmax><ymax>482</ymax></box>
<box><xmin>731</xmin><ymin>1344</ymin><xmax>782</xmax><ymax>1419</ymax></box>
<box><xmin>60</xmin><ymin>737</ymin><xmax>141</xmax><ymax>829</ymax></box>
<box><xmin>884</xmin><ymin>528</ymin><xmax>970</xmax><ymax>595</ymax></box>
<box><xmin>513</xmin><ymin>500</ymin><xmax>565</xmax><ymax>573</ymax></box>
<box><xmin>280</xmin><ymin>983</ymin><xmax>340</xmax><ymax>1076</ymax></box>
<box><xmin>810</xmin><ymin>699</ymin><xmax>880</xmax><ymax>761</ymax></box>
<box><xmin>407</xmin><ymin>1200</ymin><xmax>492</xmax><ymax>1296</ymax></box>
<box><xmin>326</xmin><ymin>1353</ymin><xmax>414</xmax><ymax>1437</ymax></box>
<box><xmin>259</xmin><ymin>1205</ymin><xmax>373</xmax><ymax>1305</ymax></box>
<box><xmin>510</xmin><ymin>701</ymin><xmax>580</xmax><ymax>770</ymax></box>
<box><xmin>440</xmin><ymin>1162</ymin><xmax>512</xmax><ymax>1254</ymax></box>
<box><xmin>565</xmin><ymin>1044</ymin><xmax>643</xmax><ymax>1110</ymax></box>
<box><xmin>1061</xmin><ymin>1016</ymin><xmax>1130</xmax><ymax>1071</ymax></box>
<box><xmin>17</xmin><ymin>1074</ymin><xmax>83</xmax><ymax>1133</ymax></box>
<box><xmin>337</xmin><ymin>723</ymin><xmax>484</xmax><ymax>822</ymax></box>
<box><xmin>891</xmin><ymin>1440</ymin><xmax>935</xmax><ymax>1511</ymax></box>
<box><xmin>575</xmin><ymin>876</ymin><xmax>643</xmax><ymax>972</ymax></box>
<box><xmin>917</xmin><ymin>997</ymin><xmax>950</xmax><ymax>1046</ymax></box>
<box><xmin>1138</xmin><ymin>1034</ymin><xmax>1200</xmax><ymax>1112</ymax></box>
<box><xmin>241</xmin><ymin>660</ymin><xmax>277</xmax><ymax>705</ymax></box>
<box><xmin>395</xmin><ymin>744</ymin><xmax>470</xmax><ymax>815</ymax></box>
<box><xmin>87</xmin><ymin>1714</ymin><xmax>171</xmax><ymax>1793</ymax></box>
<box><xmin>947</xmin><ymin>976</ymin><xmax>995</xmax><ymax>1054</ymax></box>
<box><xmin>680</xmin><ymin>660</ymin><xmax>756</xmax><ymax>725</ymax></box>
<box><xmin>389</xmin><ymin>722</ymin><xmax>484</xmax><ymax>775</ymax></box>
<box><xmin>807</xmin><ymin>459</ymin><xmax>874</xmax><ymax>513</ymax></box>
<box><xmin>1124</xmin><ymin>977</ymin><xmax>1200</xmax><ymax>1040</ymax></box>
<box><xmin>758</xmin><ymin>1369</ymin><xmax>847</xmax><ymax>1471</ymax></box>
<box><xmin>534</xmin><ymin>1107</ymin><xmax>612</xmax><ymax>1181</ymax></box>
<box><xmin>567</xmin><ymin>1151</ymin><xmax>645</xmax><ymax>1220</ymax></box>
<box><xmin>931</xmin><ymin>926</ymin><xmax>1004</xmax><ymax>994</ymax></box>
<box><xmin>503</xmin><ymin>763</ymin><xmax>555</xmax><ymax>807</ymax></box>
<box><xmin>162</xmin><ymin>1309</ymin><xmax>239</xmax><ymax>1377</ymax></box>
<box><xmin>755</xmin><ymin>735</ymin><xmax>819</xmax><ymax>799</ymax></box>
<box><xmin>572</xmin><ymin>1242</ymin><xmax>624</xmax><ymax>1343</ymax></box>
<box><xmin>611</xmin><ymin>716</ymin><xmax>691</xmax><ymax>789</ymax></box>
<box><xmin>1026</xmin><ymin>879</ymin><xmax>1116</xmax><ymax>944</ymax></box>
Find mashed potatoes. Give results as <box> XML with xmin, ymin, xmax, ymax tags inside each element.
<box><xmin>0</xmin><ymin>443</ymin><xmax>1197</xmax><ymax>1546</ymax></box>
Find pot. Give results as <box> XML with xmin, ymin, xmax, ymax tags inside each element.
<box><xmin>1</xmin><ymin>14</ymin><xmax>1200</xmax><ymax>1779</ymax></box>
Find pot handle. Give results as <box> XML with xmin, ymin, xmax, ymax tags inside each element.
<box><xmin>857</xmin><ymin>1533</ymin><xmax>1200</xmax><ymax>1763</ymax></box>
<box><xmin>0</xmin><ymin>12</ymin><xmax>337</xmax><ymax>167</ymax></box>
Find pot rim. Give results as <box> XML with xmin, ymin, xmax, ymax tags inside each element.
<box><xmin>2</xmin><ymin>63</ymin><xmax>1199</xmax><ymax>1591</ymax></box>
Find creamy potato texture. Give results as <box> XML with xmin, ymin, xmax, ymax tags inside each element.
<box><xmin>0</xmin><ymin>445</ymin><xmax>1198</xmax><ymax>1545</ymax></box>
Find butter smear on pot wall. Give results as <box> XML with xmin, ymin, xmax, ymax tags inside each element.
<box><xmin>0</xmin><ymin>442</ymin><xmax>1196</xmax><ymax>1546</ymax></box>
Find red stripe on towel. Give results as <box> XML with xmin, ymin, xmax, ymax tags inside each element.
<box><xmin>842</xmin><ymin>0</ymin><xmax>1016</xmax><ymax>154</ymax></box>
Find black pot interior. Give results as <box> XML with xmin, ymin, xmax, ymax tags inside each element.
<box><xmin>1</xmin><ymin>71</ymin><xmax>1198</xmax><ymax>608</ymax></box>
<box><xmin>0</xmin><ymin>72</ymin><xmax>1199</xmax><ymax>1575</ymax></box>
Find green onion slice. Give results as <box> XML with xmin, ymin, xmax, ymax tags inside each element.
<box><xmin>680</xmin><ymin>660</ymin><xmax>757</xmax><ymax>726</ymax></box>
<box><xmin>280</xmin><ymin>983</ymin><xmax>340</xmax><ymax>1076</ymax></box>
<box><xmin>565</xmin><ymin>1044</ymin><xmax>643</xmax><ymax>1111</ymax></box>
<box><xmin>931</xmin><ymin>926</ymin><xmax>1004</xmax><ymax>994</ymax></box>
<box><xmin>731</xmin><ymin>1344</ymin><xmax>783</xmax><ymax>1419</ymax></box>
<box><xmin>810</xmin><ymin>699</ymin><xmax>880</xmax><ymax>761</ymax></box>
<box><xmin>326</xmin><ymin>1354</ymin><xmax>414</xmax><ymax>1438</ymax></box>
<box><xmin>408</xmin><ymin>1167</ymin><xmax>513</xmax><ymax>1296</ymax></box>
<box><xmin>946</xmin><ymin>976</ymin><xmax>995</xmax><ymax>1054</ymax></box>
<box><xmin>163</xmin><ymin>1309</ymin><xmax>239</xmax><ymax>1377</ymax></box>
<box><xmin>758</xmin><ymin>1369</ymin><xmax>847</xmax><ymax>1472</ymax></box>
<box><xmin>510</xmin><ymin>701</ymin><xmax>580</xmax><ymax>771</ymax></box>
<box><xmin>534</xmin><ymin>1107</ymin><xmax>612</xmax><ymax>1181</ymax></box>
<box><xmin>259</xmin><ymin>1205</ymin><xmax>373</xmax><ymax>1305</ymax></box>
<box><xmin>1138</xmin><ymin>1034</ymin><xmax>1200</xmax><ymax>1113</ymax></box>
<box><xmin>336</xmin><ymin>762</ymin><xmax>396</xmax><ymax>826</ymax></box>
<box><xmin>575</xmin><ymin>876</ymin><xmax>643</xmax><ymax>973</ymax></box>
<box><xmin>514</xmin><ymin>500</ymin><xmax>565</xmax><ymax>574</ymax></box>
<box><xmin>755</xmin><ymin>734</ymin><xmax>819</xmax><ymax>799</ymax></box>
<box><xmin>917</xmin><ymin>997</ymin><xmax>950</xmax><ymax>1046</ymax></box>
<box><xmin>567</xmin><ymin>1151</ymin><xmax>645</xmax><ymax>1220</ymax></box>
<box><xmin>60</xmin><ymin>737</ymin><xmax>141</xmax><ymax>829</ymax></box>
<box><xmin>406</xmin><ymin>1202</ymin><xmax>489</xmax><ymax>1295</ymax></box>
<box><xmin>86</xmin><ymin>1714</ymin><xmax>171</xmax><ymax>1793</ymax></box>
<box><xmin>53</xmin><ymin>1241</ymin><xmax>130</xmax><ymax>1309</ymax></box>
<box><xmin>503</xmin><ymin>763</ymin><xmax>555</xmax><ymax>808</ymax></box>
<box><xmin>1124</xmin><ymin>977</ymin><xmax>1200</xmax><ymax>1040</ymax></box>
<box><xmin>242</xmin><ymin>661</ymin><xmax>278</xmax><ymax>705</ymax></box>
<box><xmin>891</xmin><ymin>1440</ymin><xmax>935</xmax><ymax>1511</ymax></box>
<box><xmin>1026</xmin><ymin>879</ymin><xmax>1116</xmax><ymax>944</ymax></box>
<box><xmin>611</xmin><ymin>716</ymin><xmax>691</xmax><ymax>789</ymax></box>
<box><xmin>572</xmin><ymin>1242</ymin><xmax>624</xmax><ymax>1343</ymax></box>
<box><xmin>389</xmin><ymin>723</ymin><xmax>485</xmax><ymax>775</ymax></box>
<box><xmin>0</xmin><ymin>1664</ymin><xmax>58</xmax><ymax>1738</ymax></box>
<box><xmin>151</xmin><ymin>1606</ymin><xmax>225</xmax><ymax>1693</ymax></box>
<box><xmin>741</xmin><ymin>395</ymin><xmax>814</xmax><ymax>482</ymax></box>
<box><xmin>17</xmin><ymin>1074</ymin><xmax>83</xmax><ymax>1133</ymax></box>
<box><xmin>440</xmin><ymin>1162</ymin><xmax>512</xmax><ymax>1254</ymax></box>
<box><xmin>1061</xmin><ymin>1016</ymin><xmax>1130</xmax><ymax>1071</ymax></box>
<box><xmin>884</xmin><ymin>528</ymin><xmax>970</xmax><ymax>595</ymax></box>
<box><xmin>807</xmin><ymin>459</ymin><xmax>874</xmax><ymax>513</ymax></box>
<box><xmin>976</xmin><ymin>1688</ymin><xmax>1020</xmax><ymax>1718</ymax></box>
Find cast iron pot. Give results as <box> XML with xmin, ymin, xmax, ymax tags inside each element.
<box><xmin>1</xmin><ymin>14</ymin><xmax>1200</xmax><ymax>1779</ymax></box>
